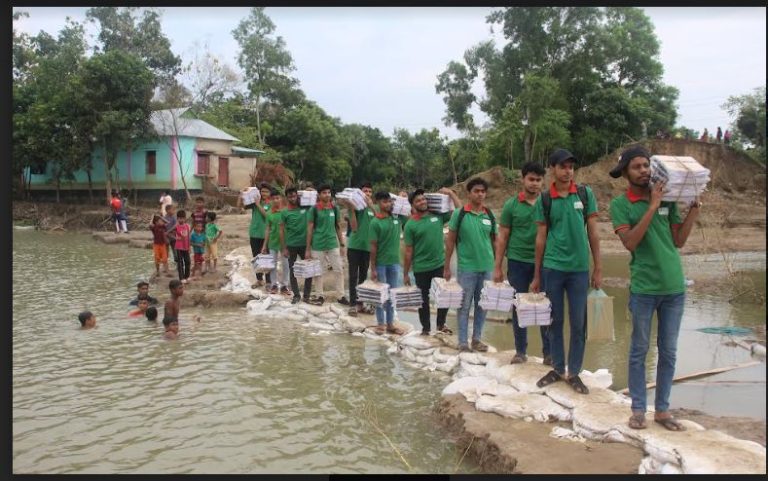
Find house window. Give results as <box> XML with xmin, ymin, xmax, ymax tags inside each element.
<box><xmin>197</xmin><ymin>154</ymin><xmax>210</xmax><ymax>175</ymax></box>
<box><xmin>146</xmin><ymin>151</ymin><xmax>156</xmax><ymax>174</ymax></box>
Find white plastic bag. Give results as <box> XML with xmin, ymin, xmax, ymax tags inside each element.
<box><xmin>587</xmin><ymin>289</ymin><xmax>615</xmax><ymax>341</ymax></box>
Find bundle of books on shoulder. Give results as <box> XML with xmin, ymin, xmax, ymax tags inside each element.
<box><xmin>335</xmin><ymin>188</ymin><xmax>368</xmax><ymax>210</ymax></box>
<box><xmin>292</xmin><ymin>259</ymin><xmax>323</xmax><ymax>279</ymax></box>
<box><xmin>252</xmin><ymin>253</ymin><xmax>275</xmax><ymax>272</ymax></box>
<box><xmin>390</xmin><ymin>193</ymin><xmax>412</xmax><ymax>217</ymax></box>
<box><xmin>478</xmin><ymin>280</ymin><xmax>516</xmax><ymax>312</ymax></box>
<box><xmin>650</xmin><ymin>155</ymin><xmax>710</xmax><ymax>203</ymax></box>
<box><xmin>424</xmin><ymin>193</ymin><xmax>453</xmax><ymax>214</ymax></box>
<box><xmin>389</xmin><ymin>286</ymin><xmax>423</xmax><ymax>309</ymax></box>
<box><xmin>430</xmin><ymin>277</ymin><xmax>464</xmax><ymax>309</ymax></box>
<box><xmin>514</xmin><ymin>292</ymin><xmax>553</xmax><ymax>327</ymax></box>
<box><xmin>241</xmin><ymin>187</ymin><xmax>261</xmax><ymax>206</ymax></box>
<box><xmin>356</xmin><ymin>280</ymin><xmax>390</xmax><ymax>306</ymax></box>
<box><xmin>298</xmin><ymin>190</ymin><xmax>318</xmax><ymax>207</ymax></box>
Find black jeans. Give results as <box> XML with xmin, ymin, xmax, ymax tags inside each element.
<box><xmin>287</xmin><ymin>246</ymin><xmax>312</xmax><ymax>299</ymax></box>
<box><xmin>176</xmin><ymin>249</ymin><xmax>190</xmax><ymax>280</ymax></box>
<box><xmin>414</xmin><ymin>266</ymin><xmax>448</xmax><ymax>332</ymax></box>
<box><xmin>249</xmin><ymin>237</ymin><xmax>271</xmax><ymax>283</ymax></box>
<box><xmin>347</xmin><ymin>248</ymin><xmax>370</xmax><ymax>305</ymax></box>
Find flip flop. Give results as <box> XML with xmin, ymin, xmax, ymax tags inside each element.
<box><xmin>386</xmin><ymin>326</ymin><xmax>405</xmax><ymax>335</ymax></box>
<box><xmin>654</xmin><ymin>416</ymin><xmax>686</xmax><ymax>431</ymax></box>
<box><xmin>566</xmin><ymin>375</ymin><xmax>590</xmax><ymax>395</ymax></box>
<box><xmin>437</xmin><ymin>326</ymin><xmax>453</xmax><ymax>335</ymax></box>
<box><xmin>628</xmin><ymin>412</ymin><xmax>647</xmax><ymax>430</ymax></box>
<box><xmin>536</xmin><ymin>370</ymin><xmax>562</xmax><ymax>388</ymax></box>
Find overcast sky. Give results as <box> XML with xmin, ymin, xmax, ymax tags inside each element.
<box><xmin>14</xmin><ymin>6</ymin><xmax>767</xmax><ymax>142</ymax></box>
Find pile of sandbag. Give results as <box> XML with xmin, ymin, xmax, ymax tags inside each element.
<box><xmin>430</xmin><ymin>277</ymin><xmax>464</xmax><ymax>309</ymax></box>
<box><xmin>425</xmin><ymin>193</ymin><xmax>453</xmax><ymax>213</ymax></box>
<box><xmin>389</xmin><ymin>286</ymin><xmax>423</xmax><ymax>308</ymax></box>
<box><xmin>478</xmin><ymin>280</ymin><xmax>516</xmax><ymax>312</ymax></box>
<box><xmin>335</xmin><ymin>188</ymin><xmax>367</xmax><ymax>210</ymax></box>
<box><xmin>390</xmin><ymin>193</ymin><xmax>412</xmax><ymax>217</ymax></box>
<box><xmin>241</xmin><ymin>187</ymin><xmax>261</xmax><ymax>206</ymax></box>
<box><xmin>650</xmin><ymin>155</ymin><xmax>710</xmax><ymax>203</ymax></box>
<box><xmin>514</xmin><ymin>292</ymin><xmax>552</xmax><ymax>327</ymax></box>
<box><xmin>298</xmin><ymin>190</ymin><xmax>318</xmax><ymax>207</ymax></box>
<box><xmin>356</xmin><ymin>280</ymin><xmax>390</xmax><ymax>306</ymax></box>
<box><xmin>293</xmin><ymin>259</ymin><xmax>323</xmax><ymax>279</ymax></box>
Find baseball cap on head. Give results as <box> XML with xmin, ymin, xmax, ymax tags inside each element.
<box><xmin>548</xmin><ymin>148</ymin><xmax>578</xmax><ymax>167</ymax></box>
<box><xmin>610</xmin><ymin>145</ymin><xmax>651</xmax><ymax>178</ymax></box>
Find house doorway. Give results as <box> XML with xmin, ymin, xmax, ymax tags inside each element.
<box><xmin>218</xmin><ymin>157</ymin><xmax>229</xmax><ymax>187</ymax></box>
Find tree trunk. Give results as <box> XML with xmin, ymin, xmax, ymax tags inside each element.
<box><xmin>448</xmin><ymin>150</ymin><xmax>458</xmax><ymax>185</ymax></box>
<box><xmin>509</xmin><ymin>138</ymin><xmax>514</xmax><ymax>170</ymax></box>
<box><xmin>523</xmin><ymin>128</ymin><xmax>532</xmax><ymax>164</ymax></box>
<box><xmin>255</xmin><ymin>94</ymin><xmax>264</xmax><ymax>146</ymax></box>
<box><xmin>55</xmin><ymin>177</ymin><xmax>60</xmax><ymax>204</ymax></box>
<box><xmin>104</xmin><ymin>141</ymin><xmax>113</xmax><ymax>205</ymax></box>
<box><xmin>530</xmin><ymin>127</ymin><xmax>538</xmax><ymax>164</ymax></box>
<box><xmin>87</xmin><ymin>169</ymin><xmax>94</xmax><ymax>204</ymax></box>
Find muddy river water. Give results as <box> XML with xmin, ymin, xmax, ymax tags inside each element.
<box><xmin>12</xmin><ymin>230</ymin><xmax>766</xmax><ymax>474</ymax></box>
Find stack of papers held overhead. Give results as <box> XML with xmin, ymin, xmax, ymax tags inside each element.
<box><xmin>241</xmin><ymin>187</ymin><xmax>261</xmax><ymax>206</ymax></box>
<box><xmin>430</xmin><ymin>277</ymin><xmax>464</xmax><ymax>309</ymax></box>
<box><xmin>390</xmin><ymin>193</ymin><xmax>412</xmax><ymax>217</ymax></box>
<box><xmin>252</xmin><ymin>254</ymin><xmax>275</xmax><ymax>273</ymax></box>
<box><xmin>513</xmin><ymin>292</ymin><xmax>553</xmax><ymax>327</ymax></box>
<box><xmin>298</xmin><ymin>190</ymin><xmax>318</xmax><ymax>207</ymax></box>
<box><xmin>478</xmin><ymin>280</ymin><xmax>516</xmax><ymax>312</ymax></box>
<box><xmin>356</xmin><ymin>280</ymin><xmax>390</xmax><ymax>306</ymax></box>
<box><xmin>335</xmin><ymin>188</ymin><xmax>368</xmax><ymax>210</ymax></box>
<box><xmin>424</xmin><ymin>193</ymin><xmax>453</xmax><ymax>214</ymax></box>
<box><xmin>292</xmin><ymin>259</ymin><xmax>324</xmax><ymax>279</ymax></box>
<box><xmin>389</xmin><ymin>286</ymin><xmax>424</xmax><ymax>309</ymax></box>
<box><xmin>650</xmin><ymin>155</ymin><xmax>710</xmax><ymax>203</ymax></box>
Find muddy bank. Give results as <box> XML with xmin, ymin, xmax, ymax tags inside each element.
<box><xmin>437</xmin><ymin>394</ymin><xmax>643</xmax><ymax>474</ymax></box>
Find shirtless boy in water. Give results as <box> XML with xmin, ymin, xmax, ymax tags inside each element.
<box><xmin>162</xmin><ymin>280</ymin><xmax>199</xmax><ymax>339</ymax></box>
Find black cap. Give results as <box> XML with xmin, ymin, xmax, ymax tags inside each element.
<box><xmin>548</xmin><ymin>148</ymin><xmax>577</xmax><ymax>167</ymax></box>
<box><xmin>408</xmin><ymin>188</ymin><xmax>425</xmax><ymax>205</ymax></box>
<box><xmin>610</xmin><ymin>146</ymin><xmax>651</xmax><ymax>178</ymax></box>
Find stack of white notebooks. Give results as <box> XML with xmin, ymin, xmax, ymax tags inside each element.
<box><xmin>390</xmin><ymin>193</ymin><xmax>412</xmax><ymax>217</ymax></box>
<box><xmin>293</xmin><ymin>259</ymin><xmax>324</xmax><ymax>279</ymax></box>
<box><xmin>241</xmin><ymin>187</ymin><xmax>261</xmax><ymax>206</ymax></box>
<box><xmin>356</xmin><ymin>280</ymin><xmax>390</xmax><ymax>306</ymax></box>
<box><xmin>424</xmin><ymin>193</ymin><xmax>453</xmax><ymax>213</ymax></box>
<box><xmin>430</xmin><ymin>277</ymin><xmax>464</xmax><ymax>309</ymax></box>
<box><xmin>335</xmin><ymin>188</ymin><xmax>368</xmax><ymax>210</ymax></box>
<box><xmin>389</xmin><ymin>286</ymin><xmax>423</xmax><ymax>308</ymax></box>
<box><xmin>298</xmin><ymin>190</ymin><xmax>318</xmax><ymax>207</ymax></box>
<box><xmin>650</xmin><ymin>155</ymin><xmax>710</xmax><ymax>203</ymax></box>
<box><xmin>514</xmin><ymin>293</ymin><xmax>553</xmax><ymax>327</ymax></box>
<box><xmin>478</xmin><ymin>280</ymin><xmax>516</xmax><ymax>312</ymax></box>
<box><xmin>252</xmin><ymin>253</ymin><xmax>275</xmax><ymax>272</ymax></box>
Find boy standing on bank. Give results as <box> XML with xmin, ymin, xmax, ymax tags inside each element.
<box><xmin>444</xmin><ymin>178</ymin><xmax>497</xmax><ymax>352</ymax></box>
<box><xmin>306</xmin><ymin>184</ymin><xmax>346</xmax><ymax>303</ymax></box>
<box><xmin>493</xmin><ymin>162</ymin><xmax>551</xmax><ymax>365</ymax></box>
<box><xmin>403</xmin><ymin>187</ymin><xmax>461</xmax><ymax>336</ymax></box>
<box><xmin>369</xmin><ymin>191</ymin><xmax>405</xmax><ymax>335</ymax></box>
<box><xmin>343</xmin><ymin>182</ymin><xmax>376</xmax><ymax>316</ymax></box>
<box><xmin>280</xmin><ymin>187</ymin><xmax>316</xmax><ymax>305</ymax></box>
<box><xmin>530</xmin><ymin>149</ymin><xmax>601</xmax><ymax>395</ymax></box>
<box><xmin>609</xmin><ymin>146</ymin><xmax>699</xmax><ymax>431</ymax></box>
<box><xmin>239</xmin><ymin>183</ymin><xmax>273</xmax><ymax>288</ymax></box>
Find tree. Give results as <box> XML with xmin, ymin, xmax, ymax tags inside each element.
<box><xmin>183</xmin><ymin>42</ymin><xmax>242</xmax><ymax>110</ymax></box>
<box><xmin>233</xmin><ymin>7</ymin><xmax>301</xmax><ymax>146</ymax></box>
<box><xmin>151</xmin><ymin>108</ymin><xmax>196</xmax><ymax>201</ymax></box>
<box><xmin>722</xmin><ymin>86</ymin><xmax>766</xmax><ymax>157</ymax></box>
<box><xmin>75</xmin><ymin>50</ymin><xmax>155</xmax><ymax>203</ymax></box>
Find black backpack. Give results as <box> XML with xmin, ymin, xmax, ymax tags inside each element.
<box><xmin>312</xmin><ymin>204</ymin><xmax>339</xmax><ymax>228</ymax></box>
<box><xmin>540</xmin><ymin>184</ymin><xmax>589</xmax><ymax>229</ymax></box>
<box><xmin>455</xmin><ymin>207</ymin><xmax>496</xmax><ymax>246</ymax></box>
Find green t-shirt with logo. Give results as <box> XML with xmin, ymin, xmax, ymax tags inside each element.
<box><xmin>610</xmin><ymin>194</ymin><xmax>685</xmax><ymax>295</ymax></box>
<box><xmin>266</xmin><ymin>210</ymin><xmax>283</xmax><ymax>251</ymax></box>
<box><xmin>347</xmin><ymin>207</ymin><xmax>375</xmax><ymax>252</ymax></box>
<box><xmin>404</xmin><ymin>212</ymin><xmax>451</xmax><ymax>273</ymax></box>
<box><xmin>370</xmin><ymin>214</ymin><xmax>403</xmax><ymax>266</ymax></box>
<box><xmin>205</xmin><ymin>222</ymin><xmax>220</xmax><ymax>243</ymax></box>
<box><xmin>248</xmin><ymin>202</ymin><xmax>270</xmax><ymax>238</ymax></box>
<box><xmin>533</xmin><ymin>185</ymin><xmax>597</xmax><ymax>272</ymax></box>
<box><xmin>280</xmin><ymin>206</ymin><xmax>309</xmax><ymax>248</ymax></box>
<box><xmin>309</xmin><ymin>204</ymin><xmax>340</xmax><ymax>251</ymax></box>
<box><xmin>500</xmin><ymin>195</ymin><xmax>537</xmax><ymax>263</ymax></box>
<box><xmin>447</xmin><ymin>207</ymin><xmax>497</xmax><ymax>273</ymax></box>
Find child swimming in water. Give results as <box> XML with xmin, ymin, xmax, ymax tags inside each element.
<box><xmin>78</xmin><ymin>311</ymin><xmax>96</xmax><ymax>329</ymax></box>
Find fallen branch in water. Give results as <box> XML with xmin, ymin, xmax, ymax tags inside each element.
<box><xmin>362</xmin><ymin>401</ymin><xmax>412</xmax><ymax>471</ymax></box>
<box><xmin>619</xmin><ymin>360</ymin><xmax>762</xmax><ymax>395</ymax></box>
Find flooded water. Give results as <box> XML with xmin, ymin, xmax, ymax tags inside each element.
<box><xmin>13</xmin><ymin>230</ymin><xmax>766</xmax><ymax>473</ymax></box>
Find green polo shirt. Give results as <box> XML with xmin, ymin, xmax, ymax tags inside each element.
<box><xmin>448</xmin><ymin>206</ymin><xmax>497</xmax><ymax>273</ymax></box>
<box><xmin>404</xmin><ymin>211</ymin><xmax>451</xmax><ymax>273</ymax></box>
<box><xmin>280</xmin><ymin>206</ymin><xmax>309</xmax><ymax>248</ymax></box>
<box><xmin>309</xmin><ymin>204</ymin><xmax>340</xmax><ymax>251</ymax></box>
<box><xmin>610</xmin><ymin>192</ymin><xmax>685</xmax><ymax>295</ymax></box>
<box><xmin>347</xmin><ymin>207</ymin><xmax>375</xmax><ymax>252</ymax></box>
<box><xmin>533</xmin><ymin>183</ymin><xmax>597</xmax><ymax>272</ymax></box>
<box><xmin>370</xmin><ymin>214</ymin><xmax>403</xmax><ymax>266</ymax></box>
<box><xmin>248</xmin><ymin>202</ymin><xmax>270</xmax><ymax>239</ymax></box>
<box><xmin>266</xmin><ymin>210</ymin><xmax>283</xmax><ymax>251</ymax></box>
<box><xmin>500</xmin><ymin>193</ymin><xmax>538</xmax><ymax>263</ymax></box>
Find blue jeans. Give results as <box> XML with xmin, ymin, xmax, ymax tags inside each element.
<box><xmin>376</xmin><ymin>264</ymin><xmax>401</xmax><ymax>325</ymax></box>
<box><xmin>627</xmin><ymin>292</ymin><xmax>685</xmax><ymax>413</ymax></box>
<box><xmin>508</xmin><ymin>260</ymin><xmax>550</xmax><ymax>357</ymax></box>
<box><xmin>456</xmin><ymin>270</ymin><xmax>491</xmax><ymax>346</ymax></box>
<box><xmin>542</xmin><ymin>268</ymin><xmax>589</xmax><ymax>376</ymax></box>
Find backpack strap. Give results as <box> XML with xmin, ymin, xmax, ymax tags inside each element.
<box><xmin>576</xmin><ymin>184</ymin><xmax>589</xmax><ymax>224</ymax></box>
<box><xmin>456</xmin><ymin>207</ymin><xmax>496</xmax><ymax>246</ymax></box>
<box><xmin>542</xmin><ymin>185</ymin><xmax>590</xmax><ymax>228</ymax></box>
<box><xmin>541</xmin><ymin>191</ymin><xmax>552</xmax><ymax>230</ymax></box>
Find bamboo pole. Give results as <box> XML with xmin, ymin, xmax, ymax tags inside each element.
<box><xmin>618</xmin><ymin>360</ymin><xmax>762</xmax><ymax>395</ymax></box>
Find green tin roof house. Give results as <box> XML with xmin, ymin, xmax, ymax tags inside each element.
<box><xmin>25</xmin><ymin>107</ymin><xmax>263</xmax><ymax>195</ymax></box>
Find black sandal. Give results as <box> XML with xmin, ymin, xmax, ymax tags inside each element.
<box><xmin>536</xmin><ymin>370</ymin><xmax>562</xmax><ymax>388</ymax></box>
<box><xmin>437</xmin><ymin>325</ymin><xmax>453</xmax><ymax>334</ymax></box>
<box><xmin>566</xmin><ymin>375</ymin><xmax>589</xmax><ymax>394</ymax></box>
